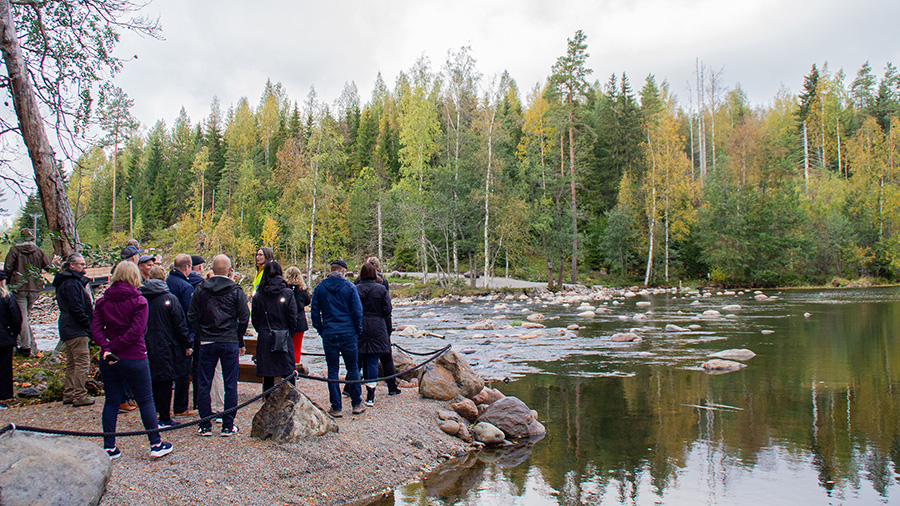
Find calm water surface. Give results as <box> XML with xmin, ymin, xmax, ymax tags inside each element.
<box><xmin>381</xmin><ymin>287</ymin><xmax>900</xmax><ymax>505</ymax></box>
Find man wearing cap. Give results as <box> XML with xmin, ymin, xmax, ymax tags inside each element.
<box><xmin>138</xmin><ymin>255</ymin><xmax>155</xmax><ymax>281</ymax></box>
<box><xmin>4</xmin><ymin>228</ymin><xmax>53</xmax><ymax>357</ymax></box>
<box><xmin>188</xmin><ymin>255</ymin><xmax>205</xmax><ymax>288</ymax></box>
<box><xmin>310</xmin><ymin>259</ymin><xmax>365</xmax><ymax>416</ymax></box>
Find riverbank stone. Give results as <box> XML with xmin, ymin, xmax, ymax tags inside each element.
<box><xmin>473</xmin><ymin>422</ymin><xmax>505</xmax><ymax>445</ymax></box>
<box><xmin>251</xmin><ymin>383</ymin><xmax>338</xmax><ymax>442</ymax></box>
<box><xmin>477</xmin><ymin>396</ymin><xmax>546</xmax><ymax>439</ymax></box>
<box><xmin>0</xmin><ymin>431</ymin><xmax>111</xmax><ymax>506</ymax></box>
<box><xmin>471</xmin><ymin>387</ymin><xmax>505</xmax><ymax>406</ymax></box>
<box><xmin>450</xmin><ymin>397</ymin><xmax>479</xmax><ymax>423</ymax></box>
<box><xmin>418</xmin><ymin>350</ymin><xmax>484</xmax><ymax>401</ymax></box>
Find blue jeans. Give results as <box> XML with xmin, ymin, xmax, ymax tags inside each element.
<box><xmin>196</xmin><ymin>342</ymin><xmax>240</xmax><ymax>430</ymax></box>
<box><xmin>99</xmin><ymin>358</ymin><xmax>161</xmax><ymax>449</ymax></box>
<box><xmin>360</xmin><ymin>353</ymin><xmax>380</xmax><ymax>387</ymax></box>
<box><xmin>323</xmin><ymin>333</ymin><xmax>361</xmax><ymax>411</ymax></box>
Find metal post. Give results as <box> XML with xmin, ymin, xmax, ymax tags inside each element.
<box><xmin>126</xmin><ymin>196</ymin><xmax>133</xmax><ymax>239</ymax></box>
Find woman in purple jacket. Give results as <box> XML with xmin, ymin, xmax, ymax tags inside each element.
<box><xmin>92</xmin><ymin>261</ymin><xmax>173</xmax><ymax>460</ymax></box>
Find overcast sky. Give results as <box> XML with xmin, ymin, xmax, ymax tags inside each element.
<box><xmin>3</xmin><ymin>0</ymin><xmax>900</xmax><ymax>219</ymax></box>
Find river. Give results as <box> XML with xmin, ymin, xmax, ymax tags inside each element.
<box><xmin>368</xmin><ymin>287</ymin><xmax>900</xmax><ymax>505</ymax></box>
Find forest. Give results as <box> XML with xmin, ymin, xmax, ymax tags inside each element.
<box><xmin>18</xmin><ymin>30</ymin><xmax>900</xmax><ymax>288</ymax></box>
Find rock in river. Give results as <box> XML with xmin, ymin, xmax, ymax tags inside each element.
<box><xmin>710</xmin><ymin>349</ymin><xmax>756</xmax><ymax>361</ymax></box>
<box><xmin>665</xmin><ymin>324</ymin><xmax>688</xmax><ymax>332</ymax></box>
<box><xmin>700</xmin><ymin>359</ymin><xmax>747</xmax><ymax>374</ymax></box>
<box><xmin>611</xmin><ymin>332</ymin><xmax>642</xmax><ymax>343</ymax></box>
<box><xmin>466</xmin><ymin>319</ymin><xmax>501</xmax><ymax>330</ymax></box>
<box><xmin>521</xmin><ymin>321</ymin><xmax>545</xmax><ymax>329</ymax></box>
<box><xmin>526</xmin><ymin>313</ymin><xmax>546</xmax><ymax>322</ymax></box>
<box><xmin>477</xmin><ymin>396</ymin><xmax>546</xmax><ymax>439</ymax></box>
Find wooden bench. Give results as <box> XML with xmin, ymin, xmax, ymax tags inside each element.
<box><xmin>238</xmin><ymin>337</ymin><xmax>262</xmax><ymax>383</ymax></box>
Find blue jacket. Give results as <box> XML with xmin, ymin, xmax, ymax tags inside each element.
<box><xmin>166</xmin><ymin>269</ymin><xmax>194</xmax><ymax>317</ymax></box>
<box><xmin>187</xmin><ymin>271</ymin><xmax>204</xmax><ymax>288</ymax></box>
<box><xmin>310</xmin><ymin>273</ymin><xmax>362</xmax><ymax>338</ymax></box>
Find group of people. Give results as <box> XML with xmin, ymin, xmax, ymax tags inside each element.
<box><xmin>0</xmin><ymin>231</ymin><xmax>400</xmax><ymax>459</ymax></box>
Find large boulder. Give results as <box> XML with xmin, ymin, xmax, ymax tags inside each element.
<box><xmin>477</xmin><ymin>396</ymin><xmax>546</xmax><ymax>439</ymax></box>
<box><xmin>251</xmin><ymin>383</ymin><xmax>338</xmax><ymax>442</ymax></box>
<box><xmin>419</xmin><ymin>350</ymin><xmax>485</xmax><ymax>401</ymax></box>
<box><xmin>0</xmin><ymin>431</ymin><xmax>110</xmax><ymax>506</ymax></box>
<box><xmin>388</xmin><ymin>348</ymin><xmax>418</xmax><ymax>381</ymax></box>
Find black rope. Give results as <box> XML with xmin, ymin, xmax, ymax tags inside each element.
<box><xmin>296</xmin><ymin>344</ymin><xmax>451</xmax><ymax>384</ymax></box>
<box><xmin>0</xmin><ymin>344</ymin><xmax>453</xmax><ymax>438</ymax></box>
<box><xmin>392</xmin><ymin>343</ymin><xmax>447</xmax><ymax>356</ymax></box>
<box><xmin>0</xmin><ymin>372</ymin><xmax>298</xmax><ymax>439</ymax></box>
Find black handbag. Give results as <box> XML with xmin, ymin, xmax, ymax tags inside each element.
<box><xmin>264</xmin><ymin>305</ymin><xmax>291</xmax><ymax>354</ymax></box>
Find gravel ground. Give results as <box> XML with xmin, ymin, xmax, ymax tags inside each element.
<box><xmin>0</xmin><ymin>381</ymin><xmax>469</xmax><ymax>506</ymax></box>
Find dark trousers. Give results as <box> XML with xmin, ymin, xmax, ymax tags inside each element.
<box><xmin>196</xmin><ymin>342</ymin><xmax>239</xmax><ymax>430</ymax></box>
<box><xmin>0</xmin><ymin>345</ymin><xmax>13</xmax><ymax>400</ymax></box>
<box><xmin>173</xmin><ymin>374</ymin><xmax>190</xmax><ymax>413</ymax></box>
<box><xmin>360</xmin><ymin>353</ymin><xmax>380</xmax><ymax>385</ymax></box>
<box><xmin>98</xmin><ymin>358</ymin><xmax>161</xmax><ymax>449</ymax></box>
<box><xmin>380</xmin><ymin>352</ymin><xmax>400</xmax><ymax>393</ymax></box>
<box><xmin>152</xmin><ymin>379</ymin><xmax>173</xmax><ymax>422</ymax></box>
<box><xmin>323</xmin><ymin>333</ymin><xmax>361</xmax><ymax>411</ymax></box>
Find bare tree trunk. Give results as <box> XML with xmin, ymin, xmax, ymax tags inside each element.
<box><xmin>0</xmin><ymin>0</ymin><xmax>76</xmax><ymax>256</ymax></box>
<box><xmin>546</xmin><ymin>254</ymin><xmax>554</xmax><ymax>291</ymax></box>
<box><xmin>837</xmin><ymin>120</ymin><xmax>843</xmax><ymax>178</ymax></box>
<box><xmin>483</xmin><ymin>109</ymin><xmax>495</xmax><ymax>287</ymax></box>
<box><xmin>377</xmin><ymin>199</ymin><xmax>383</xmax><ymax>261</ymax></box>
<box><xmin>696</xmin><ymin>58</ymin><xmax>707</xmax><ymax>183</ymax></box>
<box><xmin>803</xmin><ymin>120</ymin><xmax>810</xmax><ymax>190</ymax></box>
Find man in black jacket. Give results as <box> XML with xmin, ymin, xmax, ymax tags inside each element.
<box><xmin>52</xmin><ymin>253</ymin><xmax>94</xmax><ymax>406</ymax></box>
<box><xmin>187</xmin><ymin>255</ymin><xmax>249</xmax><ymax>437</ymax></box>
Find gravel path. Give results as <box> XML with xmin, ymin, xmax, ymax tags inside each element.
<box><xmin>0</xmin><ymin>381</ymin><xmax>469</xmax><ymax>505</ymax></box>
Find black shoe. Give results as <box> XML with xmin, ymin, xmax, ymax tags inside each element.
<box><xmin>16</xmin><ymin>348</ymin><xmax>31</xmax><ymax>358</ymax></box>
<box><xmin>388</xmin><ymin>389</ymin><xmax>402</xmax><ymax>396</ymax></box>
<box><xmin>365</xmin><ymin>387</ymin><xmax>375</xmax><ymax>407</ymax></box>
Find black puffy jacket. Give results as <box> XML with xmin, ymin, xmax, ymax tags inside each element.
<box><xmin>187</xmin><ymin>276</ymin><xmax>249</xmax><ymax>346</ymax></box>
<box><xmin>52</xmin><ymin>268</ymin><xmax>94</xmax><ymax>342</ymax></box>
<box><xmin>0</xmin><ymin>293</ymin><xmax>22</xmax><ymax>348</ymax></box>
<box><xmin>355</xmin><ymin>279</ymin><xmax>392</xmax><ymax>355</ymax></box>
<box><xmin>141</xmin><ymin>279</ymin><xmax>192</xmax><ymax>382</ymax></box>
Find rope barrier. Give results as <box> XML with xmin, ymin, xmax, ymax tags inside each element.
<box><xmin>295</xmin><ymin>344</ymin><xmax>450</xmax><ymax>384</ymax></box>
<box><xmin>0</xmin><ymin>372</ymin><xmax>299</xmax><ymax>439</ymax></box>
<box><xmin>0</xmin><ymin>344</ymin><xmax>452</xmax><ymax>439</ymax></box>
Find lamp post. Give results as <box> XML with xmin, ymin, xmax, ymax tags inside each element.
<box><xmin>126</xmin><ymin>195</ymin><xmax>133</xmax><ymax>240</ymax></box>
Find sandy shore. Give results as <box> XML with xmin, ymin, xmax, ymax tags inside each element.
<box><xmin>0</xmin><ymin>381</ymin><xmax>469</xmax><ymax>505</ymax></box>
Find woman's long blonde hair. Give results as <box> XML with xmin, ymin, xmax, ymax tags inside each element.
<box><xmin>283</xmin><ymin>266</ymin><xmax>307</xmax><ymax>290</ymax></box>
<box><xmin>111</xmin><ymin>261</ymin><xmax>142</xmax><ymax>288</ymax></box>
